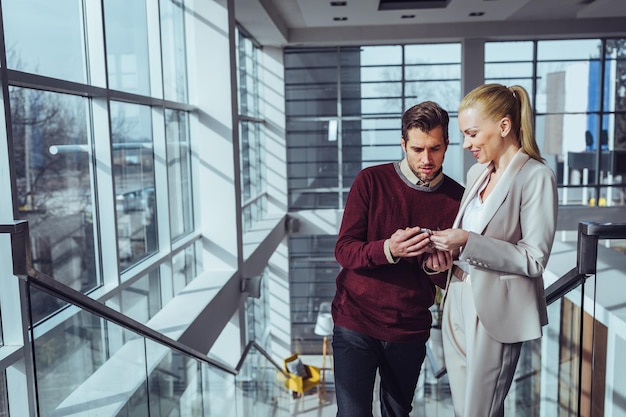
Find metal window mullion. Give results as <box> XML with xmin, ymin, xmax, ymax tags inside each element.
<box><xmin>152</xmin><ymin>107</ymin><xmax>171</xmax><ymax>253</ymax></box>
<box><xmin>336</xmin><ymin>47</ymin><xmax>343</xmax><ymax>209</ymax></box>
<box><xmin>147</xmin><ymin>0</ymin><xmax>164</xmax><ymax>100</ymax></box>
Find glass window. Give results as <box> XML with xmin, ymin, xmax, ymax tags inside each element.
<box><xmin>31</xmin><ymin>293</ymin><xmax>107</xmax><ymax>417</ymax></box>
<box><xmin>285</xmin><ymin>44</ymin><xmax>462</xmax><ymax>210</ymax></box>
<box><xmin>31</xmin><ymin>291</ymin><xmax>150</xmax><ymax>417</ymax></box>
<box><xmin>485</xmin><ymin>41</ymin><xmax>534</xmax><ymax>62</ymax></box>
<box><xmin>405</xmin><ymin>43</ymin><xmax>461</xmax><ymax>64</ymax></box>
<box><xmin>10</xmin><ymin>87</ymin><xmax>98</xmax><ymax>323</ymax></box>
<box><xmin>160</xmin><ymin>0</ymin><xmax>189</xmax><ymax>102</ymax></box>
<box><xmin>3</xmin><ymin>0</ymin><xmax>86</xmax><ymax>83</ymax></box>
<box><xmin>237</xmin><ymin>30</ymin><xmax>267</xmax><ymax>232</ymax></box>
<box><xmin>285</xmin><ymin>49</ymin><xmax>338</xmax><ymax>118</ymax></box>
<box><xmin>487</xmin><ymin>39</ymin><xmax>626</xmax><ymax>207</ymax></box>
<box><xmin>104</xmin><ymin>0</ymin><xmax>151</xmax><ymax>95</ymax></box>
<box><xmin>359</xmin><ymin>45</ymin><xmax>402</xmax><ymax>66</ymax></box>
<box><xmin>110</xmin><ymin>101</ymin><xmax>157</xmax><ymax>270</ymax></box>
<box><xmin>172</xmin><ymin>245</ymin><xmax>197</xmax><ymax>297</ymax></box>
<box><xmin>166</xmin><ymin>109</ymin><xmax>193</xmax><ymax>240</ymax></box>
<box><xmin>537</xmin><ymin>39</ymin><xmax>602</xmax><ymax>61</ymax></box>
<box><xmin>106</xmin><ymin>269</ymin><xmax>161</xmax><ymax>323</ymax></box>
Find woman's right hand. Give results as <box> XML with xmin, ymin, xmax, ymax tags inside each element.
<box><xmin>430</xmin><ymin>228</ymin><xmax>469</xmax><ymax>253</ymax></box>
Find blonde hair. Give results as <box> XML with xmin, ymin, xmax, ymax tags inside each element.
<box><xmin>459</xmin><ymin>83</ymin><xmax>543</xmax><ymax>162</ymax></box>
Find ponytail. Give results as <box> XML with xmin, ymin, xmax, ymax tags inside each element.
<box><xmin>459</xmin><ymin>84</ymin><xmax>544</xmax><ymax>163</ymax></box>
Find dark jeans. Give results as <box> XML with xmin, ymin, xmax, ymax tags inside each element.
<box><xmin>332</xmin><ymin>325</ymin><xmax>427</xmax><ymax>417</ymax></box>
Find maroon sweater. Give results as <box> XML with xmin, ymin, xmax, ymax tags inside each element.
<box><xmin>333</xmin><ymin>162</ymin><xmax>463</xmax><ymax>343</ymax></box>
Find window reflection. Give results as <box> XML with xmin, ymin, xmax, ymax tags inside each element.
<box><xmin>110</xmin><ymin>101</ymin><xmax>157</xmax><ymax>270</ymax></box>
<box><xmin>166</xmin><ymin>109</ymin><xmax>193</xmax><ymax>241</ymax></box>
<box><xmin>104</xmin><ymin>0</ymin><xmax>151</xmax><ymax>95</ymax></box>
<box><xmin>3</xmin><ymin>0</ymin><xmax>86</xmax><ymax>83</ymax></box>
<box><xmin>10</xmin><ymin>87</ymin><xmax>97</xmax><ymax>323</ymax></box>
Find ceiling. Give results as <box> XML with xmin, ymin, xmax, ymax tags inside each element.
<box><xmin>234</xmin><ymin>0</ymin><xmax>626</xmax><ymax>47</ymax></box>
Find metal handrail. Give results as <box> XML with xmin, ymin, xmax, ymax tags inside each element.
<box><xmin>544</xmin><ymin>222</ymin><xmax>626</xmax><ymax>305</ymax></box>
<box><xmin>1</xmin><ymin>220</ymin><xmax>285</xmax><ymax>378</ymax></box>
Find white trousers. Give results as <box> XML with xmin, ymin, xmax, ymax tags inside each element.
<box><xmin>442</xmin><ymin>277</ymin><xmax>522</xmax><ymax>417</ymax></box>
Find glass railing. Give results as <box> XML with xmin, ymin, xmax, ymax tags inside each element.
<box><xmin>512</xmin><ymin>222</ymin><xmax>626</xmax><ymax>417</ymax></box>
<box><xmin>1</xmin><ymin>220</ymin><xmax>297</xmax><ymax>417</ymax></box>
<box><xmin>3</xmin><ymin>220</ymin><xmax>626</xmax><ymax>417</ymax></box>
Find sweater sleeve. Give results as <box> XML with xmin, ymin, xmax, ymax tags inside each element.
<box><xmin>335</xmin><ymin>170</ymin><xmax>391</xmax><ymax>269</ymax></box>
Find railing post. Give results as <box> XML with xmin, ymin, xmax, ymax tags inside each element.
<box><xmin>577</xmin><ymin>222</ymin><xmax>599</xmax><ymax>276</ymax></box>
<box><xmin>0</xmin><ymin>220</ymin><xmax>32</xmax><ymax>278</ymax></box>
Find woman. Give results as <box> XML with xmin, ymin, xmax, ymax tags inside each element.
<box><xmin>430</xmin><ymin>83</ymin><xmax>558</xmax><ymax>417</ymax></box>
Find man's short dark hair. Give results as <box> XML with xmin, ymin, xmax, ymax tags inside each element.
<box><xmin>401</xmin><ymin>101</ymin><xmax>449</xmax><ymax>144</ymax></box>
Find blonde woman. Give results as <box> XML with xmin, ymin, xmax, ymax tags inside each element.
<box><xmin>430</xmin><ymin>84</ymin><xmax>558</xmax><ymax>417</ymax></box>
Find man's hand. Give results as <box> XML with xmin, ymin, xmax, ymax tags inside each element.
<box><xmin>389</xmin><ymin>226</ymin><xmax>432</xmax><ymax>258</ymax></box>
<box><xmin>423</xmin><ymin>250</ymin><xmax>452</xmax><ymax>272</ymax></box>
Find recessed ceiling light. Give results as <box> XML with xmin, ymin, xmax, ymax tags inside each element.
<box><xmin>401</xmin><ymin>14</ymin><xmax>416</xmax><ymax>19</ymax></box>
<box><xmin>333</xmin><ymin>16</ymin><xmax>348</xmax><ymax>21</ymax></box>
<box><xmin>330</xmin><ymin>1</ymin><xmax>347</xmax><ymax>5</ymax></box>
<box><xmin>469</xmin><ymin>11</ymin><xmax>485</xmax><ymax>17</ymax></box>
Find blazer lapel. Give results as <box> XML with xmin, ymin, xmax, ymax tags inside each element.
<box><xmin>473</xmin><ymin>150</ymin><xmax>530</xmax><ymax>233</ymax></box>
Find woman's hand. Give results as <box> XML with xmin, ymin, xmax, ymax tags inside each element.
<box><xmin>430</xmin><ymin>228</ymin><xmax>469</xmax><ymax>253</ymax></box>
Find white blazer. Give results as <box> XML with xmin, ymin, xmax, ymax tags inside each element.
<box><xmin>447</xmin><ymin>150</ymin><xmax>558</xmax><ymax>343</ymax></box>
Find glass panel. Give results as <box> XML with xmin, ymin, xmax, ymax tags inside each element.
<box><xmin>289</xmin><ymin>191</ymin><xmax>340</xmax><ymax>210</ymax></box>
<box><xmin>485</xmin><ymin>62</ymin><xmax>534</xmax><ymax>80</ymax></box>
<box><xmin>166</xmin><ymin>109</ymin><xmax>193</xmax><ymax>241</ymax></box>
<box><xmin>33</xmin><ymin>300</ymin><xmax>146</xmax><ymax>416</ymax></box>
<box><xmin>536</xmin><ymin>60</ymin><xmax>599</xmax><ymax>113</ymax></box>
<box><xmin>160</xmin><ymin>0</ymin><xmax>189</xmax><ymax>102</ymax></box>
<box><xmin>285</xmin><ymin>84</ymin><xmax>338</xmax><ymax>117</ymax></box>
<box><xmin>237</xmin><ymin>30</ymin><xmax>259</xmax><ymax>117</ymax></box>
<box><xmin>147</xmin><ymin>341</ymin><xmax>203</xmax><ymax>417</ymax></box>
<box><xmin>203</xmin><ymin>362</ymin><xmax>236</xmax><ymax>417</ymax></box>
<box><xmin>289</xmin><ymin>235</ymin><xmax>339</xmax><ymax>354</ymax></box>
<box><xmin>537</xmin><ymin>39</ymin><xmax>602</xmax><ymax>61</ymax></box>
<box><xmin>485</xmin><ymin>41</ymin><xmax>534</xmax><ymax>62</ymax></box>
<box><xmin>111</xmin><ymin>101</ymin><xmax>157</xmax><ymax>270</ymax></box>
<box><xmin>404</xmin><ymin>80</ymin><xmax>461</xmax><ymax>112</ymax></box>
<box><xmin>604</xmin><ymin>39</ymin><xmax>626</xmax><ymax>113</ymax></box>
<box><xmin>591</xmin><ymin>237</ymin><xmax>626</xmax><ymax>417</ymax></box>
<box><xmin>3</xmin><ymin>0</ymin><xmax>86</xmax><ymax>83</ymax></box>
<box><xmin>10</xmin><ymin>87</ymin><xmax>98</xmax><ymax>323</ymax></box>
<box><xmin>285</xmin><ymin>49</ymin><xmax>338</xmax><ymax>118</ymax></box>
<box><xmin>405</xmin><ymin>64</ymin><xmax>461</xmax><ymax>80</ymax></box>
<box><xmin>359</xmin><ymin>45</ymin><xmax>402</xmax><ymax>65</ymax></box>
<box><xmin>405</xmin><ymin>43</ymin><xmax>461</xmax><ymax>64</ymax></box>
<box><xmin>359</xmin><ymin>66</ymin><xmax>402</xmax><ymax>82</ymax></box>
<box><xmin>240</xmin><ymin>121</ymin><xmax>267</xmax><ymax>232</ymax></box>
<box><xmin>104</xmin><ymin>0</ymin><xmax>151</xmax><ymax>95</ymax></box>
<box><xmin>172</xmin><ymin>245</ymin><xmax>197</xmax><ymax>297</ymax></box>
<box><xmin>106</xmin><ymin>269</ymin><xmax>161</xmax><ymax>324</ymax></box>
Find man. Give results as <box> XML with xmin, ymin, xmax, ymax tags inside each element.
<box><xmin>332</xmin><ymin>101</ymin><xmax>464</xmax><ymax>417</ymax></box>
